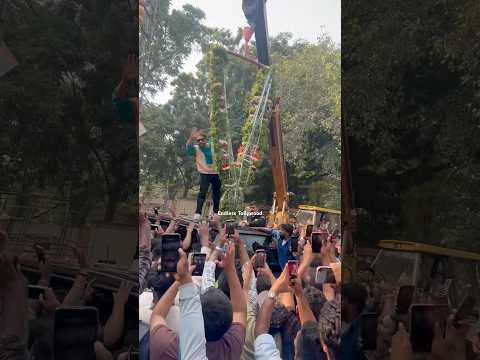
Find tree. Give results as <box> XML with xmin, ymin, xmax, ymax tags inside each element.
<box><xmin>343</xmin><ymin>0</ymin><xmax>480</xmax><ymax>249</ymax></box>
<box><xmin>140</xmin><ymin>0</ymin><xmax>206</xmax><ymax>98</ymax></box>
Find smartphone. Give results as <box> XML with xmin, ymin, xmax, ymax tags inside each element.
<box><xmin>396</xmin><ymin>285</ymin><xmax>415</xmax><ymax>314</ymax></box>
<box><xmin>287</xmin><ymin>260</ymin><xmax>299</xmax><ymax>284</ymax></box>
<box><xmin>191</xmin><ymin>253</ymin><xmax>206</xmax><ymax>276</ymax></box>
<box><xmin>315</xmin><ymin>266</ymin><xmax>336</xmax><ymax>285</ymax></box>
<box><xmin>54</xmin><ymin>306</ymin><xmax>99</xmax><ymax>360</ymax></box>
<box><xmin>311</xmin><ymin>232</ymin><xmax>325</xmax><ymax>253</ymax></box>
<box><xmin>160</xmin><ymin>234</ymin><xmax>181</xmax><ymax>273</ymax></box>
<box><xmin>361</xmin><ymin>313</ymin><xmax>379</xmax><ymax>351</ymax></box>
<box><xmin>410</xmin><ymin>304</ymin><xmax>449</xmax><ymax>352</ymax></box>
<box><xmin>306</xmin><ymin>225</ymin><xmax>313</xmax><ymax>238</ymax></box>
<box><xmin>150</xmin><ymin>224</ymin><xmax>159</xmax><ymax>231</ymax></box>
<box><xmin>226</xmin><ymin>220</ymin><xmax>236</xmax><ymax>237</ymax></box>
<box><xmin>455</xmin><ymin>293</ymin><xmax>476</xmax><ymax>326</ymax></box>
<box><xmin>255</xmin><ymin>249</ymin><xmax>266</xmax><ymax>268</ymax></box>
<box><xmin>28</xmin><ymin>285</ymin><xmax>47</xmax><ymax>299</ymax></box>
<box><xmin>291</xmin><ymin>236</ymin><xmax>299</xmax><ymax>253</ymax></box>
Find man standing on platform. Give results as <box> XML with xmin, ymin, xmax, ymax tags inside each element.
<box><xmin>186</xmin><ymin>127</ymin><xmax>221</xmax><ymax>221</ymax></box>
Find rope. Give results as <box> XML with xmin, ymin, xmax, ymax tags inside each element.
<box><xmin>233</xmin><ymin>70</ymin><xmax>272</xmax><ymax>205</ymax></box>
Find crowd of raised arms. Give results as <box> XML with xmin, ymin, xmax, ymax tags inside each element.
<box><xmin>140</xmin><ymin>202</ymin><xmax>480</xmax><ymax>360</ymax></box>
<box><xmin>138</xmin><ymin>198</ymin><xmax>342</xmax><ymax>360</ymax></box>
<box><xmin>0</xmin><ymin>229</ymin><xmax>137</xmax><ymax>360</ymax></box>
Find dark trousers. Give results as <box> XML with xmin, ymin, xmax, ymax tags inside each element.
<box><xmin>196</xmin><ymin>173</ymin><xmax>222</xmax><ymax>214</ymax></box>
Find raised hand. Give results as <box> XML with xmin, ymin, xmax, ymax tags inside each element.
<box><xmin>39</xmin><ymin>287</ymin><xmax>60</xmax><ymax>314</ymax></box>
<box><xmin>175</xmin><ymin>248</ymin><xmax>194</xmax><ymax>285</ymax></box>
<box><xmin>168</xmin><ymin>201</ymin><xmax>177</xmax><ymax>219</ymax></box>
<box><xmin>271</xmin><ymin>266</ymin><xmax>292</xmax><ymax>295</ymax></box>
<box><xmin>71</xmin><ymin>246</ymin><xmax>89</xmax><ymax>272</ymax></box>
<box><xmin>390</xmin><ymin>322</ymin><xmax>412</xmax><ymax>360</ymax></box>
<box><xmin>216</xmin><ymin>242</ymin><xmax>235</xmax><ymax>270</ymax></box>
<box><xmin>113</xmin><ymin>281</ymin><xmax>133</xmax><ymax>306</ymax></box>
<box><xmin>122</xmin><ymin>54</ymin><xmax>138</xmax><ymax>82</ymax></box>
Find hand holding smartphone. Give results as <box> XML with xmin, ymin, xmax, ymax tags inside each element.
<box><xmin>315</xmin><ymin>266</ymin><xmax>336</xmax><ymax>285</ymax></box>
<box><xmin>287</xmin><ymin>260</ymin><xmax>299</xmax><ymax>285</ymax></box>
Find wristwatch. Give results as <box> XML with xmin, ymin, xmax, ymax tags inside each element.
<box><xmin>267</xmin><ymin>289</ymin><xmax>277</xmax><ymax>301</ymax></box>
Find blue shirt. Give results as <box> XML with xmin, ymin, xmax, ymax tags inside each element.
<box><xmin>272</xmin><ymin>230</ymin><xmax>296</xmax><ymax>270</ymax></box>
<box><xmin>339</xmin><ymin>319</ymin><xmax>362</xmax><ymax>360</ymax></box>
<box><xmin>112</xmin><ymin>92</ymin><xmax>133</xmax><ymax>123</ymax></box>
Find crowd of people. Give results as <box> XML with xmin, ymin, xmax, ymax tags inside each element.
<box><xmin>138</xmin><ymin>199</ymin><xmax>342</xmax><ymax>360</ymax></box>
<box><xmin>0</xmin><ymin>230</ymin><xmax>137</xmax><ymax>360</ymax></box>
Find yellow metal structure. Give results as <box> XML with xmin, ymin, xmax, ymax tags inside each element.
<box><xmin>297</xmin><ymin>205</ymin><xmax>340</xmax><ymax>215</ymax></box>
<box><xmin>378</xmin><ymin>240</ymin><xmax>480</xmax><ymax>261</ymax></box>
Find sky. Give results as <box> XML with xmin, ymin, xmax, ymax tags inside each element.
<box><xmin>154</xmin><ymin>0</ymin><xmax>340</xmax><ymax>103</ymax></box>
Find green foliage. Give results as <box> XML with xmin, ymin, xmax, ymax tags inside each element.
<box><xmin>343</xmin><ymin>0</ymin><xmax>480</xmax><ymax>249</ymax></box>
<box><xmin>1</xmin><ymin>0</ymin><xmax>138</xmax><ymax>224</ymax></box>
<box><xmin>141</xmin><ymin>28</ymin><xmax>341</xmax><ymax>216</ymax></box>
<box><xmin>140</xmin><ymin>0</ymin><xmax>206</xmax><ymax>97</ymax></box>
<box><xmin>206</xmin><ymin>46</ymin><xmax>228</xmax><ymax>174</ymax></box>
<box><xmin>273</xmin><ymin>36</ymin><xmax>341</xmax><ymax>209</ymax></box>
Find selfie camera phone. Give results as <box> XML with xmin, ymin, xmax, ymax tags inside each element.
<box><xmin>255</xmin><ymin>249</ymin><xmax>266</xmax><ymax>268</ymax></box>
<box><xmin>311</xmin><ymin>231</ymin><xmax>325</xmax><ymax>253</ymax></box>
<box><xmin>160</xmin><ymin>233</ymin><xmax>181</xmax><ymax>273</ymax></box>
<box><xmin>287</xmin><ymin>260</ymin><xmax>299</xmax><ymax>284</ymax></box>
<box><xmin>315</xmin><ymin>266</ymin><xmax>336</xmax><ymax>285</ymax></box>
<box><xmin>410</xmin><ymin>304</ymin><xmax>449</xmax><ymax>352</ymax></box>
<box><xmin>306</xmin><ymin>225</ymin><xmax>314</xmax><ymax>238</ymax></box>
<box><xmin>226</xmin><ymin>220</ymin><xmax>236</xmax><ymax>237</ymax></box>
<box><xmin>191</xmin><ymin>253</ymin><xmax>206</xmax><ymax>276</ymax></box>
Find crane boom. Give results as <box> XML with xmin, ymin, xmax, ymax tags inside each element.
<box><xmin>268</xmin><ymin>103</ymin><xmax>289</xmax><ymax>225</ymax></box>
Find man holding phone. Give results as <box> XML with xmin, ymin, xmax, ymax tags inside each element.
<box><xmin>186</xmin><ymin>127</ymin><xmax>221</xmax><ymax>221</ymax></box>
<box><xmin>271</xmin><ymin>224</ymin><xmax>296</xmax><ymax>270</ymax></box>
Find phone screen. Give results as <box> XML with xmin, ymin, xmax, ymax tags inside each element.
<box><xmin>361</xmin><ymin>313</ymin><xmax>379</xmax><ymax>351</ymax></box>
<box><xmin>396</xmin><ymin>285</ymin><xmax>415</xmax><ymax>314</ymax></box>
<box><xmin>311</xmin><ymin>232</ymin><xmax>325</xmax><ymax>253</ymax></box>
<box><xmin>410</xmin><ymin>304</ymin><xmax>449</xmax><ymax>352</ymax></box>
<box><xmin>28</xmin><ymin>285</ymin><xmax>47</xmax><ymax>299</ymax></box>
<box><xmin>226</xmin><ymin>221</ymin><xmax>235</xmax><ymax>236</ymax></box>
<box><xmin>54</xmin><ymin>307</ymin><xmax>98</xmax><ymax>360</ymax></box>
<box><xmin>291</xmin><ymin>236</ymin><xmax>299</xmax><ymax>253</ymax></box>
<box><xmin>315</xmin><ymin>266</ymin><xmax>336</xmax><ymax>285</ymax></box>
<box><xmin>287</xmin><ymin>260</ymin><xmax>299</xmax><ymax>281</ymax></box>
<box><xmin>191</xmin><ymin>253</ymin><xmax>206</xmax><ymax>276</ymax></box>
<box><xmin>306</xmin><ymin>225</ymin><xmax>313</xmax><ymax>238</ymax></box>
<box><xmin>255</xmin><ymin>250</ymin><xmax>266</xmax><ymax>268</ymax></box>
<box><xmin>160</xmin><ymin>234</ymin><xmax>181</xmax><ymax>273</ymax></box>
